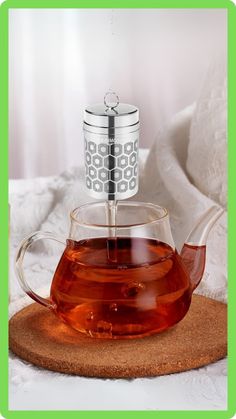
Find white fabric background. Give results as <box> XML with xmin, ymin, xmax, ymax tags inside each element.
<box><xmin>9</xmin><ymin>8</ymin><xmax>227</xmax><ymax>178</ymax></box>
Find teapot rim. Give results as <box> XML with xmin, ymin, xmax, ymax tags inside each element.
<box><xmin>70</xmin><ymin>201</ymin><xmax>169</xmax><ymax>230</ymax></box>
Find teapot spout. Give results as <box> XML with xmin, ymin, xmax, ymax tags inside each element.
<box><xmin>184</xmin><ymin>206</ymin><xmax>224</xmax><ymax>247</ymax></box>
<box><xmin>180</xmin><ymin>206</ymin><xmax>224</xmax><ymax>291</ymax></box>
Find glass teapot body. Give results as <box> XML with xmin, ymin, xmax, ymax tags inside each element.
<box><xmin>15</xmin><ymin>202</ymin><xmax>222</xmax><ymax>339</ymax></box>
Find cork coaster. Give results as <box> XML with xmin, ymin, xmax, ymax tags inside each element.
<box><xmin>9</xmin><ymin>295</ymin><xmax>227</xmax><ymax>378</ymax></box>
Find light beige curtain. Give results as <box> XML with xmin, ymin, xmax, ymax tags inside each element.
<box><xmin>9</xmin><ymin>9</ymin><xmax>227</xmax><ymax>178</ymax></box>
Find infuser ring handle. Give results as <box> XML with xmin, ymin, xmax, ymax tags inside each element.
<box><xmin>104</xmin><ymin>91</ymin><xmax>119</xmax><ymax>110</ymax></box>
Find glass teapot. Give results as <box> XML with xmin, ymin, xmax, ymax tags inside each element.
<box><xmin>15</xmin><ymin>201</ymin><xmax>223</xmax><ymax>339</ymax></box>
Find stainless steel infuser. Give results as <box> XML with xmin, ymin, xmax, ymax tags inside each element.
<box><xmin>83</xmin><ymin>92</ymin><xmax>139</xmax><ymax>201</ymax></box>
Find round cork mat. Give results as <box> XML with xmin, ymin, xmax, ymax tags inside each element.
<box><xmin>9</xmin><ymin>294</ymin><xmax>227</xmax><ymax>378</ymax></box>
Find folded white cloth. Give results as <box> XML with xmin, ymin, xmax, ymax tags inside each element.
<box><xmin>187</xmin><ymin>59</ymin><xmax>227</xmax><ymax>208</ymax></box>
<box><xmin>142</xmin><ymin>106</ymin><xmax>227</xmax><ymax>303</ymax></box>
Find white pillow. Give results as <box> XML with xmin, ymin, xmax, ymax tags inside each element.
<box><xmin>186</xmin><ymin>56</ymin><xmax>227</xmax><ymax>208</ymax></box>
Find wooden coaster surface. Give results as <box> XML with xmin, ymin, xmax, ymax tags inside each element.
<box><xmin>9</xmin><ymin>295</ymin><xmax>227</xmax><ymax>378</ymax></box>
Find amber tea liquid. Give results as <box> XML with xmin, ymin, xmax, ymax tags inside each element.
<box><xmin>50</xmin><ymin>237</ymin><xmax>205</xmax><ymax>339</ymax></box>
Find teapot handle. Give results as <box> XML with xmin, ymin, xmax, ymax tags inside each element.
<box><xmin>15</xmin><ymin>231</ymin><xmax>66</xmax><ymax>309</ymax></box>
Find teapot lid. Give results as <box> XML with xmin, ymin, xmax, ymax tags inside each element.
<box><xmin>84</xmin><ymin>92</ymin><xmax>139</xmax><ymax>129</ymax></box>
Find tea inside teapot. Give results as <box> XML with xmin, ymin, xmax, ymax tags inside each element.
<box><xmin>50</xmin><ymin>236</ymin><xmax>203</xmax><ymax>339</ymax></box>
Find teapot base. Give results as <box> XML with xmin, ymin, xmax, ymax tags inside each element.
<box><xmin>54</xmin><ymin>292</ymin><xmax>192</xmax><ymax>339</ymax></box>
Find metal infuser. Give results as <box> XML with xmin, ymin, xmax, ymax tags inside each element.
<box><xmin>83</xmin><ymin>92</ymin><xmax>140</xmax><ymax>203</ymax></box>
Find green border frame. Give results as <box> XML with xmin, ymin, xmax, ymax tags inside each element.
<box><xmin>0</xmin><ymin>1</ymin><xmax>235</xmax><ymax>417</ymax></box>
